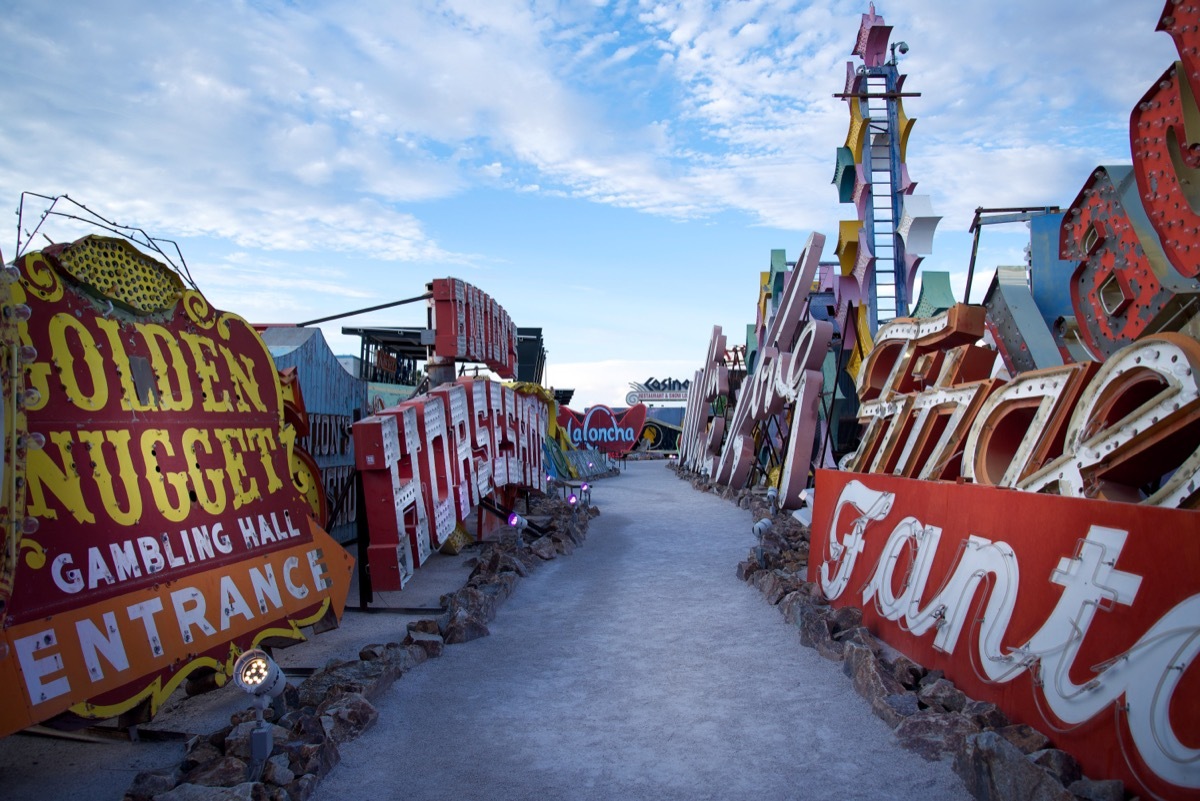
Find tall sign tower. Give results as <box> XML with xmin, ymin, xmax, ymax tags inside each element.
<box><xmin>833</xmin><ymin>5</ymin><xmax>940</xmax><ymax>334</ymax></box>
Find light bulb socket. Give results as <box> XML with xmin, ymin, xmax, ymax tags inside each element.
<box><xmin>4</xmin><ymin>304</ymin><xmax>31</xmax><ymax>322</ymax></box>
<box><xmin>18</xmin><ymin>431</ymin><xmax>46</xmax><ymax>450</ymax></box>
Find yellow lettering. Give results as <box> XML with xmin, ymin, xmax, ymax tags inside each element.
<box><xmin>140</xmin><ymin>429</ymin><xmax>190</xmax><ymax>522</ymax></box>
<box><xmin>77</xmin><ymin>430</ymin><xmax>143</xmax><ymax>527</ymax></box>
<box><xmin>216</xmin><ymin>428</ymin><xmax>258</xmax><ymax>509</ymax></box>
<box><xmin>137</xmin><ymin>323</ymin><xmax>192</xmax><ymax>412</ymax></box>
<box><xmin>219</xmin><ymin>346</ymin><xmax>266</xmax><ymax>413</ymax></box>
<box><xmin>180</xmin><ymin>331</ymin><xmax>233</xmax><ymax>412</ymax></box>
<box><xmin>25</xmin><ymin>431</ymin><xmax>95</xmax><ymax>524</ymax></box>
<box><xmin>94</xmin><ymin>318</ymin><xmax>154</xmax><ymax>412</ymax></box>
<box><xmin>247</xmin><ymin>428</ymin><xmax>284</xmax><ymax>494</ymax></box>
<box><xmin>49</xmin><ymin>313</ymin><xmax>108</xmax><ymax>411</ymax></box>
<box><xmin>183</xmin><ymin>428</ymin><xmax>227</xmax><ymax>515</ymax></box>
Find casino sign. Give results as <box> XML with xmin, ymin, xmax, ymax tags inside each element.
<box><xmin>624</xmin><ymin>377</ymin><xmax>690</xmax><ymax>406</ymax></box>
<box><xmin>0</xmin><ymin>235</ymin><xmax>353</xmax><ymax>737</ymax></box>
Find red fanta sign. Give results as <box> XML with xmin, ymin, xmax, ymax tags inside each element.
<box><xmin>809</xmin><ymin>469</ymin><xmax>1200</xmax><ymax>800</ymax></box>
<box><xmin>557</xmin><ymin>404</ymin><xmax>647</xmax><ymax>455</ymax></box>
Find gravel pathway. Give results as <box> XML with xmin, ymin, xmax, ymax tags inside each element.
<box><xmin>314</xmin><ymin>461</ymin><xmax>971</xmax><ymax>801</ymax></box>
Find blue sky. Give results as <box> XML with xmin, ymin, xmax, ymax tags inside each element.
<box><xmin>0</xmin><ymin>0</ymin><xmax>1176</xmax><ymax>408</ymax></box>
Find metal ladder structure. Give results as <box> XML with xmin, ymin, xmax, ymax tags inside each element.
<box><xmin>859</xmin><ymin>69</ymin><xmax>905</xmax><ymax>330</ymax></box>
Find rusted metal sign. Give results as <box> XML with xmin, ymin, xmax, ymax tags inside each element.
<box><xmin>429</xmin><ymin>278</ymin><xmax>518</xmax><ymax>378</ymax></box>
<box><xmin>0</xmin><ymin>236</ymin><xmax>353</xmax><ymax>737</ymax></box>
<box><xmin>352</xmin><ymin>378</ymin><xmax>549</xmax><ymax>591</ymax></box>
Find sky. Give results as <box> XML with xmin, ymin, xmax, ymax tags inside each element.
<box><xmin>0</xmin><ymin>0</ymin><xmax>1178</xmax><ymax>409</ymax></box>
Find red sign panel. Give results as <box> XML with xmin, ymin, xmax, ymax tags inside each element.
<box><xmin>429</xmin><ymin>278</ymin><xmax>518</xmax><ymax>378</ymax></box>
<box><xmin>0</xmin><ymin>236</ymin><xmax>353</xmax><ymax>737</ymax></box>
<box><xmin>809</xmin><ymin>469</ymin><xmax>1200</xmax><ymax>800</ymax></box>
<box><xmin>557</xmin><ymin>404</ymin><xmax>647</xmax><ymax>456</ymax></box>
<box><xmin>352</xmin><ymin>379</ymin><xmax>550</xmax><ymax>591</ymax></box>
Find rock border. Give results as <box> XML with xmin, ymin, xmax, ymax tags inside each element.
<box><xmin>671</xmin><ymin>464</ymin><xmax>1130</xmax><ymax>801</ymax></box>
<box><xmin>123</xmin><ymin>492</ymin><xmax>600</xmax><ymax>801</ymax></box>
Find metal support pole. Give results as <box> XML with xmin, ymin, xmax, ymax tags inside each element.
<box><xmin>296</xmin><ymin>293</ymin><xmax>432</xmax><ymax>327</ymax></box>
<box><xmin>355</xmin><ymin>471</ymin><xmax>372</xmax><ymax>609</ymax></box>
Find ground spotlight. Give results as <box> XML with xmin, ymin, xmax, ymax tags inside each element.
<box><xmin>752</xmin><ymin>518</ymin><xmax>773</xmax><ymax>539</ymax></box>
<box><xmin>508</xmin><ymin>512</ymin><xmax>528</xmax><ymax>548</ymax></box>
<box><xmin>232</xmin><ymin>648</ymin><xmax>286</xmax><ymax>781</ymax></box>
<box><xmin>567</xmin><ymin>493</ymin><xmax>578</xmax><ymax>506</ymax></box>
<box><xmin>233</xmin><ymin>648</ymin><xmax>285</xmax><ymax>699</ymax></box>
<box><xmin>766</xmin><ymin>486</ymin><xmax>778</xmax><ymax>515</ymax></box>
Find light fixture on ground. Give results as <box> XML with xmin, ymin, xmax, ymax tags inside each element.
<box><xmin>508</xmin><ymin>512</ymin><xmax>528</xmax><ymax>548</ymax></box>
<box><xmin>752</xmin><ymin>518</ymin><xmax>773</xmax><ymax>539</ymax></box>
<box><xmin>580</xmin><ymin>481</ymin><xmax>591</xmax><ymax>507</ymax></box>
<box><xmin>795</xmin><ymin>488</ymin><xmax>815</xmax><ymax>527</ymax></box>
<box><xmin>232</xmin><ymin>648</ymin><xmax>287</xmax><ymax>781</ymax></box>
<box><xmin>766</xmin><ymin>486</ymin><xmax>778</xmax><ymax>516</ymax></box>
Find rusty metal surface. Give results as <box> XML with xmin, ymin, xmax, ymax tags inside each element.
<box><xmin>264</xmin><ymin>326</ymin><xmax>367</xmax><ymax>543</ymax></box>
<box><xmin>1062</xmin><ymin>166</ymin><xmax>1200</xmax><ymax>359</ymax></box>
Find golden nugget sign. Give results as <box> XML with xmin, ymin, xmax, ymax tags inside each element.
<box><xmin>0</xmin><ymin>236</ymin><xmax>352</xmax><ymax>737</ymax></box>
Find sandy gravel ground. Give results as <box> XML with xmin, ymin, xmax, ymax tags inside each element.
<box><xmin>314</xmin><ymin>461</ymin><xmax>970</xmax><ymax>801</ymax></box>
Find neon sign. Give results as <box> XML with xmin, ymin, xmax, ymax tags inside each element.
<box><xmin>0</xmin><ymin>236</ymin><xmax>352</xmax><ymax>738</ymax></box>
<box><xmin>810</xmin><ymin>471</ymin><xmax>1200</xmax><ymax>797</ymax></box>
<box><xmin>679</xmin><ymin>235</ymin><xmax>831</xmax><ymax>509</ymax></box>
<box><xmin>429</xmin><ymin>278</ymin><xmax>518</xmax><ymax>379</ymax></box>
<box><xmin>557</xmin><ymin>404</ymin><xmax>647</xmax><ymax>456</ymax></box>
<box><xmin>626</xmin><ymin>377</ymin><xmax>691</xmax><ymax>405</ymax></box>
<box><xmin>353</xmin><ymin>378</ymin><xmax>549</xmax><ymax>590</ymax></box>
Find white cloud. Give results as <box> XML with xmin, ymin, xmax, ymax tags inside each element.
<box><xmin>2</xmin><ymin>0</ymin><xmax>1171</xmax><ymax>252</ymax></box>
<box><xmin>0</xmin><ymin>0</ymin><xmax>1183</xmax><ymax>406</ymax></box>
